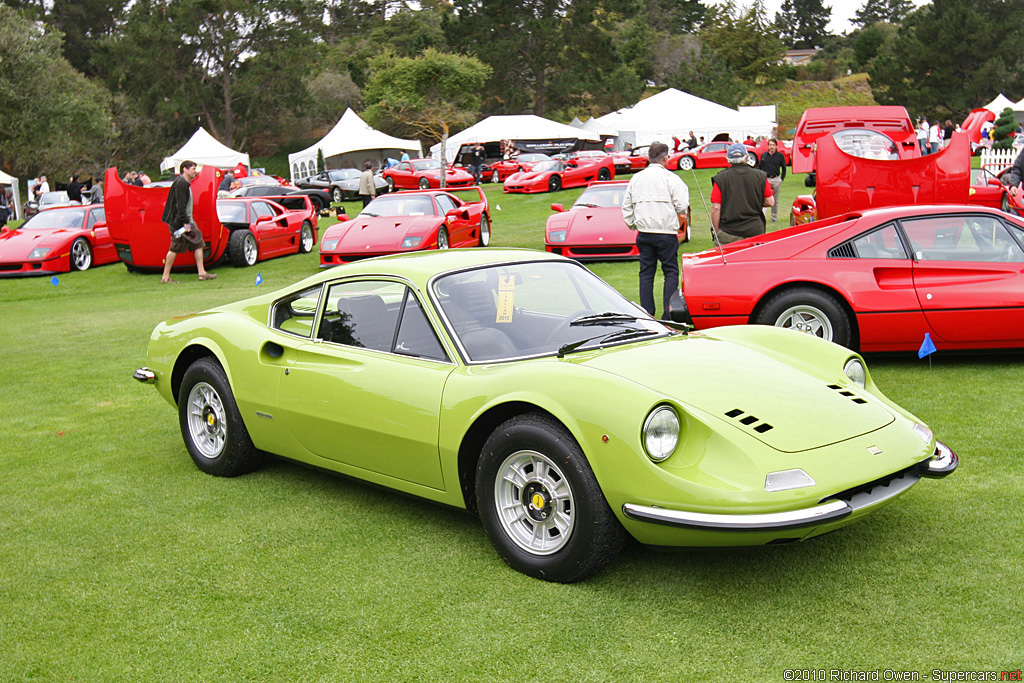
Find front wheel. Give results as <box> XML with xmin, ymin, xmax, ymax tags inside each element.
<box><xmin>332</xmin><ymin>187</ymin><xmax>343</xmax><ymax>203</ymax></box>
<box><xmin>299</xmin><ymin>220</ymin><xmax>314</xmax><ymax>253</ymax></box>
<box><xmin>491</xmin><ymin>170</ymin><xmax>500</xmax><ymax>184</ymax></box>
<box><xmin>476</xmin><ymin>413</ymin><xmax>626</xmax><ymax>583</ymax></box>
<box><xmin>746</xmin><ymin>152</ymin><xmax>758</xmax><ymax>166</ymax></box>
<box><xmin>437</xmin><ymin>227</ymin><xmax>449</xmax><ymax>250</ymax></box>
<box><xmin>178</xmin><ymin>357</ymin><xmax>264</xmax><ymax>477</ymax></box>
<box><xmin>755</xmin><ymin>287</ymin><xmax>852</xmax><ymax>348</ymax></box>
<box><xmin>419</xmin><ymin>177</ymin><xmax>430</xmax><ymax>189</ymax></box>
<box><xmin>228</xmin><ymin>229</ymin><xmax>258</xmax><ymax>267</ymax></box>
<box><xmin>386</xmin><ymin>176</ymin><xmax>395</xmax><ymax>192</ymax></box>
<box><xmin>70</xmin><ymin>237</ymin><xmax>92</xmax><ymax>271</ymax></box>
<box><xmin>678</xmin><ymin>156</ymin><xmax>695</xmax><ymax>171</ymax></box>
<box><xmin>548</xmin><ymin>175</ymin><xmax>562</xmax><ymax>192</ymax></box>
<box><xmin>478</xmin><ymin>214</ymin><xmax>490</xmax><ymax>247</ymax></box>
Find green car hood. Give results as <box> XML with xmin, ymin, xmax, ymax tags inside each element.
<box><xmin>580</xmin><ymin>336</ymin><xmax>895</xmax><ymax>453</ymax></box>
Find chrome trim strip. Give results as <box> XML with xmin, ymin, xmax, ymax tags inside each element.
<box><xmin>621</xmin><ymin>499</ymin><xmax>852</xmax><ymax>531</ymax></box>
<box><xmin>133</xmin><ymin>367</ymin><xmax>156</xmax><ymax>384</ymax></box>
<box><xmin>921</xmin><ymin>440</ymin><xmax>958</xmax><ymax>478</ymax></box>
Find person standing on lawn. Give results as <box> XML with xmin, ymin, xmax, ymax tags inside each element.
<box><xmin>757</xmin><ymin>139</ymin><xmax>786</xmax><ymax>223</ymax></box>
<box><xmin>160</xmin><ymin>160</ymin><xmax>216</xmax><ymax>283</ymax></box>
<box><xmin>711</xmin><ymin>143</ymin><xmax>774</xmax><ymax>245</ymax></box>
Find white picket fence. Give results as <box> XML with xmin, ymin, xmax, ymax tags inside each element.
<box><xmin>979</xmin><ymin>147</ymin><xmax>1020</xmax><ymax>171</ymax></box>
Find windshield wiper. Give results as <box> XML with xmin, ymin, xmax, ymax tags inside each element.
<box><xmin>569</xmin><ymin>312</ymin><xmax>641</xmax><ymax>327</ymax></box>
<box><xmin>574</xmin><ymin>202</ymin><xmax>600</xmax><ymax>208</ymax></box>
<box><xmin>557</xmin><ymin>328</ymin><xmax>660</xmax><ymax>358</ymax></box>
<box><xmin>360</xmin><ymin>212</ymin><xmax>379</xmax><ymax>217</ymax></box>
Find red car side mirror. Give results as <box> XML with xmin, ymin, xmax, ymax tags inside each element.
<box><xmin>337</xmin><ymin>213</ymin><xmax>349</xmax><ymax>222</ymax></box>
<box><xmin>988</xmin><ymin>178</ymin><xmax>1003</xmax><ymax>187</ymax></box>
<box><xmin>551</xmin><ymin>203</ymin><xmax>565</xmax><ymax>212</ymax></box>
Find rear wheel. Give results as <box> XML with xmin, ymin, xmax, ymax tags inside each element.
<box><xmin>678</xmin><ymin>156</ymin><xmax>695</xmax><ymax>171</ymax></box>
<box><xmin>332</xmin><ymin>187</ymin><xmax>343</xmax><ymax>203</ymax></box>
<box><xmin>491</xmin><ymin>170</ymin><xmax>500</xmax><ymax>183</ymax></box>
<box><xmin>598</xmin><ymin>168</ymin><xmax>611</xmax><ymax>181</ymax></box>
<box><xmin>419</xmin><ymin>177</ymin><xmax>430</xmax><ymax>189</ymax></box>
<box><xmin>386</xmin><ymin>177</ymin><xmax>395</xmax><ymax>192</ymax></box>
<box><xmin>437</xmin><ymin>227</ymin><xmax>449</xmax><ymax>250</ymax></box>
<box><xmin>755</xmin><ymin>287</ymin><xmax>852</xmax><ymax>348</ymax></box>
<box><xmin>299</xmin><ymin>221</ymin><xmax>314</xmax><ymax>253</ymax></box>
<box><xmin>746</xmin><ymin>152</ymin><xmax>758</xmax><ymax>166</ymax></box>
<box><xmin>478</xmin><ymin>214</ymin><xmax>490</xmax><ymax>247</ymax></box>
<box><xmin>548</xmin><ymin>175</ymin><xmax>562</xmax><ymax>192</ymax></box>
<box><xmin>228</xmin><ymin>229</ymin><xmax>258</xmax><ymax>267</ymax></box>
<box><xmin>70</xmin><ymin>237</ymin><xmax>92</xmax><ymax>271</ymax></box>
<box><xmin>476</xmin><ymin>413</ymin><xmax>626</xmax><ymax>583</ymax></box>
<box><xmin>178</xmin><ymin>357</ymin><xmax>264</xmax><ymax>477</ymax></box>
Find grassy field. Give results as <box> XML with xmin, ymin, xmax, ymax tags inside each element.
<box><xmin>1</xmin><ymin>168</ymin><xmax>1022</xmax><ymax>681</ymax></box>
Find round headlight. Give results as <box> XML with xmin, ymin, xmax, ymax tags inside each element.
<box><xmin>643</xmin><ymin>405</ymin><xmax>680</xmax><ymax>462</ymax></box>
<box><xmin>843</xmin><ymin>358</ymin><xmax>866</xmax><ymax>388</ymax></box>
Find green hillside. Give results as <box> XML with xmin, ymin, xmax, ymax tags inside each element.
<box><xmin>743</xmin><ymin>73</ymin><xmax>878</xmax><ymax>136</ymax></box>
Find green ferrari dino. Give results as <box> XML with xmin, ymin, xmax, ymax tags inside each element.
<box><xmin>134</xmin><ymin>248</ymin><xmax>957</xmax><ymax>582</ymax></box>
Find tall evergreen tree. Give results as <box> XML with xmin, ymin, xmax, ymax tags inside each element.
<box><xmin>774</xmin><ymin>0</ymin><xmax>831</xmax><ymax>49</ymax></box>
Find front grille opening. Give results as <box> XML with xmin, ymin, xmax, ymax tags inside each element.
<box><xmin>823</xmin><ymin>464</ymin><xmax>916</xmax><ymax>504</ymax></box>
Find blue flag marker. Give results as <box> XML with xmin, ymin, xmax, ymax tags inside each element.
<box><xmin>255</xmin><ymin>272</ymin><xmax>263</xmax><ymax>286</ymax></box>
<box><xmin>918</xmin><ymin>332</ymin><xmax>937</xmax><ymax>359</ymax></box>
<box><xmin>50</xmin><ymin>276</ymin><xmax>59</xmax><ymax>286</ymax></box>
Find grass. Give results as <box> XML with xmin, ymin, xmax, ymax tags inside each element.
<box><xmin>1</xmin><ymin>168</ymin><xmax>1021</xmax><ymax>681</ymax></box>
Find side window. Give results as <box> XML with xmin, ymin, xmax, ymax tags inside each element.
<box><xmin>87</xmin><ymin>208</ymin><xmax>105</xmax><ymax>229</ymax></box>
<box><xmin>317</xmin><ymin>280</ymin><xmax>404</xmax><ymax>352</ymax></box>
<box><xmin>901</xmin><ymin>215</ymin><xmax>1024</xmax><ymax>263</ymax></box>
<box><xmin>398</xmin><ymin>162</ymin><xmax>412</xmax><ymax>172</ymax></box>
<box><xmin>271</xmin><ymin>285</ymin><xmax>323</xmax><ymax>338</ymax></box>
<box><xmin>434</xmin><ymin>194</ymin><xmax>457</xmax><ymax>214</ymax></box>
<box><xmin>395</xmin><ymin>291</ymin><xmax>448</xmax><ymax>361</ymax></box>
<box><xmin>252</xmin><ymin>201</ymin><xmax>274</xmax><ymax>219</ymax></box>
<box><xmin>849</xmin><ymin>223</ymin><xmax>908</xmax><ymax>259</ymax></box>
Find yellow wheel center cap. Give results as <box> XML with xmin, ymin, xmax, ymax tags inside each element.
<box><xmin>207</xmin><ymin>414</ymin><xmax>216</xmax><ymax>427</ymax></box>
<box><xmin>531</xmin><ymin>492</ymin><xmax>546</xmax><ymax>509</ymax></box>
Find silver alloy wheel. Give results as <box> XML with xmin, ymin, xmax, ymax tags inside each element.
<box><xmin>243</xmin><ymin>233</ymin><xmax>257</xmax><ymax>265</ymax></box>
<box><xmin>71</xmin><ymin>238</ymin><xmax>92</xmax><ymax>270</ymax></box>
<box><xmin>333</xmin><ymin>187</ymin><xmax>342</xmax><ymax>203</ymax></box>
<box><xmin>479</xmin><ymin>215</ymin><xmax>490</xmax><ymax>246</ymax></box>
<box><xmin>387</xmin><ymin>177</ymin><xmax>395</xmax><ymax>191</ymax></box>
<box><xmin>492</xmin><ymin>170</ymin><xmax>500</xmax><ymax>183</ymax></box>
<box><xmin>419</xmin><ymin>177</ymin><xmax>430</xmax><ymax>189</ymax></box>
<box><xmin>679</xmin><ymin>156</ymin><xmax>694</xmax><ymax>171</ymax></box>
<box><xmin>774</xmin><ymin>304</ymin><xmax>834</xmax><ymax>340</ymax></box>
<box><xmin>494</xmin><ymin>449</ymin><xmax>576</xmax><ymax>555</ymax></box>
<box><xmin>746</xmin><ymin>153</ymin><xmax>757</xmax><ymax>166</ymax></box>
<box><xmin>186</xmin><ymin>381</ymin><xmax>227</xmax><ymax>459</ymax></box>
<box><xmin>300</xmin><ymin>223</ymin><xmax>314</xmax><ymax>252</ymax></box>
<box><xmin>437</xmin><ymin>229</ymin><xmax>449</xmax><ymax>249</ymax></box>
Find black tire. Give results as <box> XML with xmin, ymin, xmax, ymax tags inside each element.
<box><xmin>598</xmin><ymin>167</ymin><xmax>611</xmax><ymax>181</ymax></box>
<box><xmin>419</xmin><ymin>177</ymin><xmax>430</xmax><ymax>189</ymax></box>
<box><xmin>299</xmin><ymin>220</ymin><xmax>314</xmax><ymax>253</ymax></box>
<box><xmin>70</xmin><ymin>237</ymin><xmax>92</xmax><ymax>271</ymax></box>
<box><xmin>755</xmin><ymin>287</ymin><xmax>852</xmax><ymax>348</ymax></box>
<box><xmin>332</xmin><ymin>187</ymin><xmax>343</xmax><ymax>203</ymax></box>
<box><xmin>476</xmin><ymin>413</ymin><xmax>626</xmax><ymax>583</ymax></box>
<box><xmin>437</xmin><ymin>227</ymin><xmax>449</xmax><ymax>250</ymax></box>
<box><xmin>178</xmin><ymin>357</ymin><xmax>264</xmax><ymax>477</ymax></box>
<box><xmin>548</xmin><ymin>175</ymin><xmax>562</xmax><ymax>192</ymax></box>
<box><xmin>228</xmin><ymin>229</ymin><xmax>258</xmax><ymax>267</ymax></box>
<box><xmin>1001</xmin><ymin>192</ymin><xmax>1011</xmax><ymax>214</ymax></box>
<box><xmin>678</xmin><ymin>156</ymin><xmax>695</xmax><ymax>171</ymax></box>
<box><xmin>478</xmin><ymin>214</ymin><xmax>490</xmax><ymax>247</ymax></box>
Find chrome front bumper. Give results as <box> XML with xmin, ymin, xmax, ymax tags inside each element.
<box><xmin>133</xmin><ymin>367</ymin><xmax>156</xmax><ymax>383</ymax></box>
<box><xmin>623</xmin><ymin>441</ymin><xmax>958</xmax><ymax>532</ymax></box>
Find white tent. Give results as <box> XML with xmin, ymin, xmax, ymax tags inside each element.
<box><xmin>985</xmin><ymin>94</ymin><xmax>1017</xmax><ymax>115</ymax></box>
<box><xmin>429</xmin><ymin>115</ymin><xmax>602</xmax><ymax>161</ymax></box>
<box><xmin>576</xmin><ymin>116</ymin><xmax>618</xmax><ymax>138</ymax></box>
<box><xmin>0</xmin><ymin>169</ymin><xmax>23</xmax><ymax>222</ymax></box>
<box><xmin>288</xmin><ymin>109</ymin><xmax>422</xmax><ymax>181</ymax></box>
<box><xmin>595</xmin><ymin>88</ymin><xmax>776</xmax><ymax>150</ymax></box>
<box><xmin>160</xmin><ymin>127</ymin><xmax>251</xmax><ymax>173</ymax></box>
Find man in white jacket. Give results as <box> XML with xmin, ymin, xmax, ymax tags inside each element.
<box><xmin>621</xmin><ymin>141</ymin><xmax>689</xmax><ymax>318</ymax></box>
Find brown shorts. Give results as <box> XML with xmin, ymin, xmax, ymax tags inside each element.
<box><xmin>169</xmin><ymin>225</ymin><xmax>205</xmax><ymax>254</ymax></box>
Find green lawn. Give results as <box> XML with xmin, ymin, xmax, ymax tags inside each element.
<box><xmin>1</xmin><ymin>169</ymin><xmax>1021</xmax><ymax>681</ymax></box>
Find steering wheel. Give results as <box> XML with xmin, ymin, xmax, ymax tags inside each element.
<box><xmin>544</xmin><ymin>310</ymin><xmax>593</xmax><ymax>345</ymax></box>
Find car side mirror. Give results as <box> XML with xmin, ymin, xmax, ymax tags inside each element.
<box><xmin>551</xmin><ymin>203</ymin><xmax>565</xmax><ymax>212</ymax></box>
<box><xmin>988</xmin><ymin>178</ymin><xmax>1003</xmax><ymax>187</ymax></box>
<box><xmin>337</xmin><ymin>212</ymin><xmax>349</xmax><ymax>222</ymax></box>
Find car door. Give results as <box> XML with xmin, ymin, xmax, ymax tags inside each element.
<box><xmin>433</xmin><ymin>193</ymin><xmax>471</xmax><ymax>246</ymax></box>
<box><xmin>87</xmin><ymin>207</ymin><xmax>117</xmax><ymax>264</ymax></box>
<box><xmin>391</xmin><ymin>162</ymin><xmax>415</xmax><ymax>188</ymax></box>
<box><xmin>901</xmin><ymin>213</ymin><xmax>1024</xmax><ymax>343</ymax></box>
<box><xmin>250</xmin><ymin>200</ymin><xmax>290</xmax><ymax>256</ymax></box>
<box><xmin>276</xmin><ymin>279</ymin><xmax>454</xmax><ymax>489</ymax></box>
<box><xmin>968</xmin><ymin>169</ymin><xmax>1006</xmax><ymax>210</ymax></box>
<box><xmin>700</xmin><ymin>143</ymin><xmax>730</xmax><ymax>167</ymax></box>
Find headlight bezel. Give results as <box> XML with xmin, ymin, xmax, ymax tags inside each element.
<box><xmin>548</xmin><ymin>230</ymin><xmax>567</xmax><ymax>243</ymax></box>
<box><xmin>321</xmin><ymin>239</ymin><xmax>339</xmax><ymax>252</ymax></box>
<box><xmin>642</xmin><ymin>404</ymin><xmax>680</xmax><ymax>463</ymax></box>
<box><xmin>843</xmin><ymin>357</ymin><xmax>867</xmax><ymax>388</ymax></box>
<box><xmin>28</xmin><ymin>247</ymin><xmax>51</xmax><ymax>259</ymax></box>
<box><xmin>402</xmin><ymin>236</ymin><xmax>423</xmax><ymax>248</ymax></box>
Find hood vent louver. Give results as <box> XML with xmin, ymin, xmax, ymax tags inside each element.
<box><xmin>725</xmin><ymin>408</ymin><xmax>774</xmax><ymax>433</ymax></box>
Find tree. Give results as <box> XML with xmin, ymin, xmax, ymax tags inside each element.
<box><xmin>774</xmin><ymin>0</ymin><xmax>832</xmax><ymax>49</ymax></box>
<box><xmin>362</xmin><ymin>49</ymin><xmax>492</xmax><ymax>174</ymax></box>
<box><xmin>852</xmin><ymin>0</ymin><xmax>914</xmax><ymax>27</ymax></box>
<box><xmin>701</xmin><ymin>1</ymin><xmax>786</xmax><ymax>84</ymax></box>
<box><xmin>0</xmin><ymin>4</ymin><xmax>112</xmax><ymax>178</ymax></box>
<box><xmin>650</xmin><ymin>34</ymin><xmax>749</xmax><ymax>107</ymax></box>
<box><xmin>992</xmin><ymin>107</ymin><xmax>1017</xmax><ymax>150</ymax></box>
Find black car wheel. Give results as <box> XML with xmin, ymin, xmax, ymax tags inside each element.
<box><xmin>178</xmin><ymin>357</ymin><xmax>264</xmax><ymax>477</ymax></box>
<box><xmin>419</xmin><ymin>177</ymin><xmax>431</xmax><ymax>189</ymax></box>
<box><xmin>476</xmin><ymin>413</ymin><xmax>626</xmax><ymax>583</ymax></box>
<box><xmin>598</xmin><ymin>168</ymin><xmax>611</xmax><ymax>181</ymax></box>
<box><xmin>548</xmin><ymin>175</ymin><xmax>562</xmax><ymax>192</ymax></box>
<box><xmin>299</xmin><ymin>221</ymin><xmax>314</xmax><ymax>253</ymax></box>
<box><xmin>755</xmin><ymin>287</ymin><xmax>852</xmax><ymax>348</ymax></box>
<box><xmin>228</xmin><ymin>229</ymin><xmax>258</xmax><ymax>267</ymax></box>
<box><xmin>70</xmin><ymin>237</ymin><xmax>92</xmax><ymax>271</ymax></box>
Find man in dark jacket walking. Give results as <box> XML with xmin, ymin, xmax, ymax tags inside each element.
<box><xmin>160</xmin><ymin>160</ymin><xmax>216</xmax><ymax>283</ymax></box>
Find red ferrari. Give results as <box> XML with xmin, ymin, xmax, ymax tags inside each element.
<box><xmin>319</xmin><ymin>188</ymin><xmax>490</xmax><ymax>266</ymax></box>
<box><xmin>675</xmin><ymin>204</ymin><xmax>1024</xmax><ymax>353</ymax></box>
<box><xmin>216</xmin><ymin>197</ymin><xmax>318</xmax><ymax>267</ymax></box>
<box><xmin>504</xmin><ymin>158</ymin><xmax>614</xmax><ymax>194</ymax></box>
<box><xmin>382</xmin><ymin>159</ymin><xmax>474</xmax><ymax>190</ymax></box>
<box><xmin>668</xmin><ymin>141</ymin><xmax>757</xmax><ymax>171</ymax></box>
<box><xmin>545</xmin><ymin>181</ymin><xmax>689</xmax><ymax>260</ymax></box>
<box><xmin>484</xmin><ymin>154</ymin><xmax>553</xmax><ymax>183</ymax></box>
<box><xmin>0</xmin><ymin>204</ymin><xmax>117</xmax><ymax>276</ymax></box>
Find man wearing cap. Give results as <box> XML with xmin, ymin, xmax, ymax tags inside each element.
<box><xmin>622</xmin><ymin>141</ymin><xmax>689</xmax><ymax>318</ymax></box>
<box><xmin>710</xmin><ymin>143</ymin><xmax>774</xmax><ymax>245</ymax></box>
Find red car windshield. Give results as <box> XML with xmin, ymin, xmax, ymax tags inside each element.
<box><xmin>23</xmin><ymin>208</ymin><xmax>86</xmax><ymax>229</ymax></box>
<box><xmin>531</xmin><ymin>161</ymin><xmax>563</xmax><ymax>173</ymax></box>
<box><xmin>362</xmin><ymin>194</ymin><xmax>437</xmax><ymax>217</ymax></box>
<box><xmin>573</xmin><ymin>186</ymin><xmax>626</xmax><ymax>208</ymax></box>
<box><xmin>412</xmin><ymin>160</ymin><xmax>441</xmax><ymax>171</ymax></box>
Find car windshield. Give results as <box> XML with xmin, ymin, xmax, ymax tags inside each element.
<box><xmin>572</xmin><ymin>186</ymin><xmax>626</xmax><ymax>209</ymax></box>
<box><xmin>433</xmin><ymin>260</ymin><xmax>669</xmax><ymax>362</ymax></box>
<box><xmin>216</xmin><ymin>201</ymin><xmax>248</xmax><ymax>223</ymax></box>
<box><xmin>361</xmin><ymin>194</ymin><xmax>436</xmax><ymax>217</ymax></box>
<box><xmin>239</xmin><ymin>176</ymin><xmax>280</xmax><ymax>186</ymax></box>
<box><xmin>412</xmin><ymin>160</ymin><xmax>441</xmax><ymax>171</ymax></box>
<box><xmin>832</xmin><ymin>129</ymin><xmax>899</xmax><ymax>160</ymax></box>
<box><xmin>23</xmin><ymin>208</ymin><xmax>85</xmax><ymax>229</ymax></box>
<box><xmin>328</xmin><ymin>170</ymin><xmax>361</xmax><ymax>181</ymax></box>
<box><xmin>531</xmin><ymin>160</ymin><xmax>563</xmax><ymax>173</ymax></box>
<box><xmin>519</xmin><ymin>154</ymin><xmax>551</xmax><ymax>163</ymax></box>
<box><xmin>39</xmin><ymin>192</ymin><xmax>70</xmax><ymax>207</ymax></box>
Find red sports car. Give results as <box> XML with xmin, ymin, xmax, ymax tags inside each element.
<box><xmin>0</xmin><ymin>204</ymin><xmax>117</xmax><ymax>276</ymax></box>
<box><xmin>319</xmin><ymin>188</ymin><xmax>490</xmax><ymax>266</ymax></box>
<box><xmin>216</xmin><ymin>197</ymin><xmax>318</xmax><ymax>267</ymax></box>
<box><xmin>668</xmin><ymin>141</ymin><xmax>757</xmax><ymax>171</ymax></box>
<box><xmin>545</xmin><ymin>181</ymin><xmax>689</xmax><ymax>260</ymax></box>
<box><xmin>382</xmin><ymin>159</ymin><xmax>475</xmax><ymax>191</ymax></box>
<box><xmin>615</xmin><ymin>147</ymin><xmax>651</xmax><ymax>173</ymax></box>
<box><xmin>504</xmin><ymin>158</ymin><xmax>614</xmax><ymax>194</ymax></box>
<box><xmin>744</xmin><ymin>139</ymin><xmax>793</xmax><ymax>166</ymax></box>
<box><xmin>792</xmin><ymin>106</ymin><xmax>921</xmax><ymax>174</ymax></box>
<box><xmin>484</xmin><ymin>154</ymin><xmax>553</xmax><ymax>183</ymax></box>
<box><xmin>675</xmin><ymin>204</ymin><xmax>1024</xmax><ymax>353</ymax></box>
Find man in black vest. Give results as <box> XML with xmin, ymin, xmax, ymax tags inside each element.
<box><xmin>710</xmin><ymin>143</ymin><xmax>774</xmax><ymax>245</ymax></box>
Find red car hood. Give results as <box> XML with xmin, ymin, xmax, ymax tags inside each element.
<box><xmin>556</xmin><ymin>207</ymin><xmax>631</xmax><ymax>242</ymax></box>
<box><xmin>424</xmin><ymin>169</ymin><xmax>473</xmax><ymax>180</ymax></box>
<box><xmin>507</xmin><ymin>170</ymin><xmax>549</xmax><ymax>183</ymax></box>
<box><xmin>324</xmin><ymin>215</ymin><xmax>441</xmax><ymax>252</ymax></box>
<box><xmin>0</xmin><ymin>228</ymin><xmax>76</xmax><ymax>261</ymax></box>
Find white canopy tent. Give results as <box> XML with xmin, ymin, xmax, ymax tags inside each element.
<box><xmin>430</xmin><ymin>115</ymin><xmax>602</xmax><ymax>161</ymax></box>
<box><xmin>0</xmin><ymin>169</ymin><xmax>23</xmax><ymax>222</ymax></box>
<box><xmin>288</xmin><ymin>109</ymin><xmax>422</xmax><ymax>181</ymax></box>
<box><xmin>595</xmin><ymin>88</ymin><xmax>775</xmax><ymax>150</ymax></box>
<box><xmin>573</xmin><ymin>116</ymin><xmax>618</xmax><ymax>138</ymax></box>
<box><xmin>985</xmin><ymin>94</ymin><xmax>1017</xmax><ymax>115</ymax></box>
<box><xmin>160</xmin><ymin>127</ymin><xmax>251</xmax><ymax>174</ymax></box>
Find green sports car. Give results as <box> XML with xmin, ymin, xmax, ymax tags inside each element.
<box><xmin>134</xmin><ymin>248</ymin><xmax>957</xmax><ymax>582</ymax></box>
